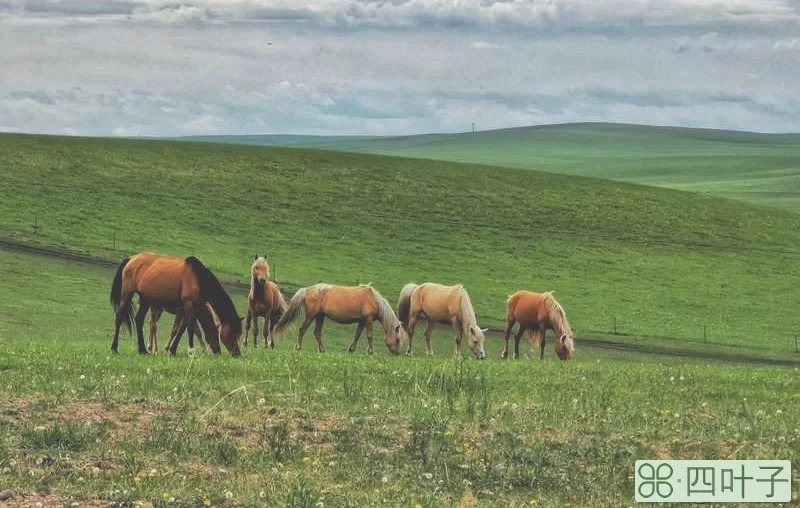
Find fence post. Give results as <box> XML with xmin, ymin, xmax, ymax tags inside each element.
<box><xmin>33</xmin><ymin>214</ymin><xmax>40</xmax><ymax>236</ymax></box>
<box><xmin>613</xmin><ymin>316</ymin><xmax>617</xmax><ymax>335</ymax></box>
<box><xmin>704</xmin><ymin>325</ymin><xmax>707</xmax><ymax>343</ymax></box>
<box><xmin>795</xmin><ymin>335</ymin><xmax>798</xmax><ymax>354</ymax></box>
<box><xmin>113</xmin><ymin>233</ymin><xmax>116</xmax><ymax>250</ymax></box>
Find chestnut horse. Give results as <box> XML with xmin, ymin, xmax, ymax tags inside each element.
<box><xmin>272</xmin><ymin>283</ymin><xmax>405</xmax><ymax>355</ymax></box>
<box><xmin>109</xmin><ymin>252</ymin><xmax>243</xmax><ymax>356</ymax></box>
<box><xmin>502</xmin><ymin>290</ymin><xmax>574</xmax><ymax>361</ymax></box>
<box><xmin>397</xmin><ymin>283</ymin><xmax>487</xmax><ymax>359</ymax></box>
<box><xmin>244</xmin><ymin>255</ymin><xmax>288</xmax><ymax>348</ymax></box>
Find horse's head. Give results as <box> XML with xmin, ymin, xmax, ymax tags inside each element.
<box><xmin>251</xmin><ymin>255</ymin><xmax>270</xmax><ymax>285</ymax></box>
<box><xmin>206</xmin><ymin>303</ymin><xmax>243</xmax><ymax>357</ymax></box>
<box><xmin>554</xmin><ymin>333</ymin><xmax>574</xmax><ymax>361</ymax></box>
<box><xmin>385</xmin><ymin>322</ymin><xmax>406</xmax><ymax>356</ymax></box>
<box><xmin>468</xmin><ymin>326</ymin><xmax>488</xmax><ymax>360</ymax></box>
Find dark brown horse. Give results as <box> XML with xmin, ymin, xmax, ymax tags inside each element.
<box><xmin>110</xmin><ymin>252</ymin><xmax>243</xmax><ymax>356</ymax></box>
<box><xmin>244</xmin><ymin>255</ymin><xmax>288</xmax><ymax>348</ymax></box>
<box><xmin>148</xmin><ymin>303</ymin><xmax>221</xmax><ymax>355</ymax></box>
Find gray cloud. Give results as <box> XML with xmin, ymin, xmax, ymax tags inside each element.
<box><xmin>2</xmin><ymin>1</ymin><xmax>800</xmax><ymax>135</ymax></box>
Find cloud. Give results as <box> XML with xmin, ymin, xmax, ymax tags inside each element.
<box><xmin>774</xmin><ymin>37</ymin><xmax>800</xmax><ymax>50</ymax></box>
<box><xmin>2</xmin><ymin>0</ymin><xmax>799</xmax><ymax>30</ymax></box>
<box><xmin>470</xmin><ymin>40</ymin><xmax>502</xmax><ymax>49</ymax></box>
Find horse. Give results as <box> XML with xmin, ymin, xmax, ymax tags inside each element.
<box><xmin>147</xmin><ymin>303</ymin><xmax>218</xmax><ymax>355</ymax></box>
<box><xmin>272</xmin><ymin>283</ymin><xmax>405</xmax><ymax>355</ymax></box>
<box><xmin>243</xmin><ymin>255</ymin><xmax>288</xmax><ymax>348</ymax></box>
<box><xmin>502</xmin><ymin>290</ymin><xmax>574</xmax><ymax>361</ymax></box>
<box><xmin>397</xmin><ymin>283</ymin><xmax>487</xmax><ymax>359</ymax></box>
<box><xmin>109</xmin><ymin>252</ymin><xmax>243</xmax><ymax>356</ymax></box>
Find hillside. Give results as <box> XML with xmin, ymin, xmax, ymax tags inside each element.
<box><xmin>2</xmin><ymin>132</ymin><xmax>800</xmax><ymax>353</ymax></box>
<box><xmin>180</xmin><ymin>123</ymin><xmax>800</xmax><ymax>213</ymax></box>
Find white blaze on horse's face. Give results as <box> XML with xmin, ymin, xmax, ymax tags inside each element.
<box><xmin>251</xmin><ymin>255</ymin><xmax>269</xmax><ymax>284</ymax></box>
<box><xmin>469</xmin><ymin>326</ymin><xmax>488</xmax><ymax>360</ymax></box>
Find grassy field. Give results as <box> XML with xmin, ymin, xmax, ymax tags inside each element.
<box><xmin>3</xmin><ymin>133</ymin><xmax>800</xmax><ymax>355</ymax></box>
<box><xmin>0</xmin><ymin>249</ymin><xmax>798</xmax><ymax>507</ymax></box>
<box><xmin>181</xmin><ymin>123</ymin><xmax>800</xmax><ymax>213</ymax></box>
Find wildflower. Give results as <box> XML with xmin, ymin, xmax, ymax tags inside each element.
<box><xmin>92</xmin><ymin>467</ymin><xmax>100</xmax><ymax>475</ymax></box>
<box><xmin>162</xmin><ymin>493</ymin><xmax>170</xmax><ymax>499</ymax></box>
<box><xmin>259</xmin><ymin>491</ymin><xmax>266</xmax><ymax>498</ymax></box>
<box><xmin>381</xmin><ymin>476</ymin><xmax>388</xmax><ymax>484</ymax></box>
<box><xmin>257</xmin><ymin>398</ymin><xmax>266</xmax><ymax>405</ymax></box>
<box><xmin>776</xmin><ymin>409</ymin><xmax>783</xmax><ymax>414</ymax></box>
<box><xmin>146</xmin><ymin>368</ymin><xmax>152</xmax><ymax>375</ymax></box>
<box><xmin>329</xmin><ymin>461</ymin><xmax>337</xmax><ymax>467</ymax></box>
<box><xmin>679</xmin><ymin>375</ymin><xmax>684</xmax><ymax>381</ymax></box>
<box><xmin>422</xmin><ymin>472</ymin><xmax>433</xmax><ymax>480</ymax></box>
<box><xmin>77</xmin><ymin>477</ymin><xmax>85</xmax><ymax>483</ymax></box>
<box><xmin>373</xmin><ymin>403</ymin><xmax>380</xmax><ymax>409</ymax></box>
<box><xmin>303</xmin><ymin>457</ymin><xmax>311</xmax><ymax>462</ymax></box>
<box><xmin>224</xmin><ymin>491</ymin><xmax>233</xmax><ymax>500</ymax></box>
<box><xmin>669</xmin><ymin>376</ymin><xmax>674</xmax><ymax>382</ymax></box>
<box><xmin>203</xmin><ymin>499</ymin><xmax>211</xmax><ymax>507</ymax></box>
<box><xmin>80</xmin><ymin>375</ymin><xmax>86</xmax><ymax>380</ymax></box>
<box><xmin>511</xmin><ymin>403</ymin><xmax>518</xmax><ymax>410</ymax></box>
<box><xmin>132</xmin><ymin>476</ymin><xmax>141</xmax><ymax>485</ymax></box>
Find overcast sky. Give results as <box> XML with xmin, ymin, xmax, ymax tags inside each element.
<box><xmin>2</xmin><ymin>0</ymin><xmax>800</xmax><ymax>136</ymax></box>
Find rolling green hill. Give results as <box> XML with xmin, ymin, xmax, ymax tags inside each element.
<box><xmin>2</xmin><ymin>132</ymin><xmax>800</xmax><ymax>353</ymax></box>
<box><xmin>180</xmin><ymin>123</ymin><xmax>800</xmax><ymax>213</ymax></box>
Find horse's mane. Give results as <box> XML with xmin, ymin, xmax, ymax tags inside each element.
<box><xmin>456</xmin><ymin>285</ymin><xmax>479</xmax><ymax>336</ymax></box>
<box><xmin>186</xmin><ymin>256</ymin><xmax>242</xmax><ymax>335</ymax></box>
<box><xmin>366</xmin><ymin>285</ymin><xmax>400</xmax><ymax>334</ymax></box>
<box><xmin>543</xmin><ymin>291</ymin><xmax>572</xmax><ymax>338</ymax></box>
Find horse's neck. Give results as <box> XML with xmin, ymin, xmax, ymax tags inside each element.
<box><xmin>250</xmin><ymin>277</ymin><xmax>267</xmax><ymax>296</ymax></box>
<box><xmin>458</xmin><ymin>292</ymin><xmax>477</xmax><ymax>333</ymax></box>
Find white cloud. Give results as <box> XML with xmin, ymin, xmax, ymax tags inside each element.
<box><xmin>774</xmin><ymin>37</ymin><xmax>800</xmax><ymax>50</ymax></box>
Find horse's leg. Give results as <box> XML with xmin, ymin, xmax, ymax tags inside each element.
<box><xmin>424</xmin><ymin>318</ymin><xmax>435</xmax><ymax>356</ymax></box>
<box><xmin>452</xmin><ymin>319</ymin><xmax>463</xmax><ymax>358</ymax></box>
<box><xmin>252</xmin><ymin>312</ymin><xmax>259</xmax><ymax>349</ymax></box>
<box><xmin>168</xmin><ymin>320</ymin><xmax>188</xmax><ymax>356</ymax></box>
<box><xmin>348</xmin><ymin>321</ymin><xmax>365</xmax><ymax>353</ymax></box>
<box><xmin>295</xmin><ymin>315</ymin><xmax>314</xmax><ymax>350</ymax></box>
<box><xmin>134</xmin><ymin>300</ymin><xmax>151</xmax><ymax>355</ymax></box>
<box><xmin>537</xmin><ymin>330</ymin><xmax>547</xmax><ymax>360</ymax></box>
<box><xmin>513</xmin><ymin>325</ymin><xmax>527</xmax><ymax>360</ymax></box>
<box><xmin>164</xmin><ymin>312</ymin><xmax>183</xmax><ymax>354</ymax></box>
<box><xmin>365</xmin><ymin>317</ymin><xmax>375</xmax><ymax>354</ymax></box>
<box><xmin>405</xmin><ymin>312</ymin><xmax>419</xmax><ymax>356</ymax></box>
<box><xmin>244</xmin><ymin>309</ymin><xmax>252</xmax><ymax>347</ymax></box>
<box><xmin>149</xmin><ymin>307</ymin><xmax>163</xmax><ymax>354</ymax></box>
<box><xmin>313</xmin><ymin>314</ymin><xmax>326</xmax><ymax>353</ymax></box>
<box><xmin>502</xmin><ymin>317</ymin><xmax>516</xmax><ymax>359</ymax></box>
<box><xmin>264</xmin><ymin>313</ymin><xmax>273</xmax><ymax>349</ymax></box>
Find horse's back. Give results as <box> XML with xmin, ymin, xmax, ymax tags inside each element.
<box><xmin>416</xmin><ymin>282</ymin><xmax>462</xmax><ymax>322</ymax></box>
<box><xmin>319</xmin><ymin>284</ymin><xmax>377</xmax><ymax>321</ymax></box>
<box><xmin>125</xmin><ymin>252</ymin><xmax>193</xmax><ymax>302</ymax></box>
<box><xmin>508</xmin><ymin>290</ymin><xmax>547</xmax><ymax>323</ymax></box>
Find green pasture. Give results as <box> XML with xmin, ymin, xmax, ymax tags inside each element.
<box><xmin>182</xmin><ymin>123</ymin><xmax>800</xmax><ymax>213</ymax></box>
<box><xmin>2</xmin><ymin>133</ymin><xmax>800</xmax><ymax>355</ymax></box>
<box><xmin>0</xmin><ymin>249</ymin><xmax>798</xmax><ymax>507</ymax></box>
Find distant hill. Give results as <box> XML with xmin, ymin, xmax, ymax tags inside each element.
<box><xmin>178</xmin><ymin>123</ymin><xmax>800</xmax><ymax>213</ymax></box>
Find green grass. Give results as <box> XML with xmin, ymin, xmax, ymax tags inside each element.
<box><xmin>181</xmin><ymin>123</ymin><xmax>800</xmax><ymax>213</ymax></box>
<box><xmin>3</xmin><ymin>132</ymin><xmax>800</xmax><ymax>355</ymax></box>
<box><xmin>0</xmin><ymin>249</ymin><xmax>798</xmax><ymax>507</ymax></box>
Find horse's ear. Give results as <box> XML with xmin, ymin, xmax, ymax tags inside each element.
<box><xmin>254</xmin><ymin>254</ymin><xmax>259</xmax><ymax>260</ymax></box>
<box><xmin>480</xmin><ymin>327</ymin><xmax>488</xmax><ymax>333</ymax></box>
<box><xmin>469</xmin><ymin>326</ymin><xmax>475</xmax><ymax>334</ymax></box>
<box><xmin>560</xmin><ymin>334</ymin><xmax>567</xmax><ymax>343</ymax></box>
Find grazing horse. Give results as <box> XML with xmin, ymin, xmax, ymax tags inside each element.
<box><xmin>397</xmin><ymin>283</ymin><xmax>487</xmax><ymax>359</ymax></box>
<box><xmin>109</xmin><ymin>252</ymin><xmax>243</xmax><ymax>356</ymax></box>
<box><xmin>272</xmin><ymin>284</ymin><xmax>405</xmax><ymax>355</ymax></box>
<box><xmin>502</xmin><ymin>290</ymin><xmax>574</xmax><ymax>361</ymax></box>
<box><xmin>244</xmin><ymin>256</ymin><xmax>288</xmax><ymax>348</ymax></box>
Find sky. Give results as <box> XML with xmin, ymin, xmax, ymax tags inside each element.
<box><xmin>1</xmin><ymin>0</ymin><xmax>800</xmax><ymax>136</ymax></box>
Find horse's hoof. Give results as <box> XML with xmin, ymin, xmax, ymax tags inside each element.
<box><xmin>367</xmin><ymin>350</ymin><xmax>374</xmax><ymax>355</ymax></box>
<box><xmin>405</xmin><ymin>351</ymin><xmax>413</xmax><ymax>356</ymax></box>
<box><xmin>138</xmin><ymin>349</ymin><xmax>150</xmax><ymax>356</ymax></box>
<box><xmin>500</xmin><ymin>350</ymin><xmax>508</xmax><ymax>359</ymax></box>
<box><xmin>294</xmin><ymin>344</ymin><xmax>302</xmax><ymax>351</ymax></box>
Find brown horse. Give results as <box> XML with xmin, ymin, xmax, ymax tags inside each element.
<box><xmin>397</xmin><ymin>283</ymin><xmax>487</xmax><ymax>359</ymax></box>
<box><xmin>109</xmin><ymin>252</ymin><xmax>243</xmax><ymax>356</ymax></box>
<box><xmin>272</xmin><ymin>283</ymin><xmax>405</xmax><ymax>355</ymax></box>
<box><xmin>243</xmin><ymin>255</ymin><xmax>288</xmax><ymax>348</ymax></box>
<box><xmin>502</xmin><ymin>290</ymin><xmax>574</xmax><ymax>361</ymax></box>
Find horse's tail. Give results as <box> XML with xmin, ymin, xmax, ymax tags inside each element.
<box><xmin>397</xmin><ymin>283</ymin><xmax>418</xmax><ymax>331</ymax></box>
<box><xmin>272</xmin><ymin>287</ymin><xmax>307</xmax><ymax>335</ymax></box>
<box><xmin>270</xmin><ymin>286</ymin><xmax>290</xmax><ymax>331</ymax></box>
<box><xmin>110</xmin><ymin>257</ymin><xmax>134</xmax><ymax>334</ymax></box>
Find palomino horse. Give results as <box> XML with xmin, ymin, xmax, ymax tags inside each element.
<box><xmin>397</xmin><ymin>283</ymin><xmax>487</xmax><ymax>359</ymax></box>
<box><xmin>244</xmin><ymin>255</ymin><xmax>288</xmax><ymax>348</ymax></box>
<box><xmin>272</xmin><ymin>284</ymin><xmax>405</xmax><ymax>355</ymax></box>
<box><xmin>502</xmin><ymin>290</ymin><xmax>574</xmax><ymax>361</ymax></box>
<box><xmin>110</xmin><ymin>252</ymin><xmax>243</xmax><ymax>356</ymax></box>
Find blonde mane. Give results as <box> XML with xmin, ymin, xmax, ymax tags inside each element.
<box><xmin>543</xmin><ymin>292</ymin><xmax>572</xmax><ymax>338</ymax></box>
<box><xmin>367</xmin><ymin>285</ymin><xmax>401</xmax><ymax>335</ymax></box>
<box><xmin>456</xmin><ymin>285</ymin><xmax>479</xmax><ymax>337</ymax></box>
